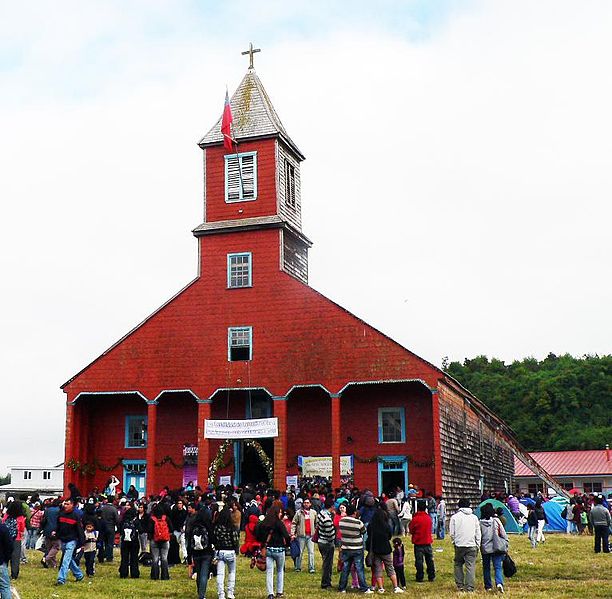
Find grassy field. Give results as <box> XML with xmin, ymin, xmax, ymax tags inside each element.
<box><xmin>11</xmin><ymin>534</ymin><xmax>612</xmax><ymax>599</ymax></box>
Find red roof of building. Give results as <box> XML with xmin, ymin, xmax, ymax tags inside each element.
<box><xmin>514</xmin><ymin>449</ymin><xmax>612</xmax><ymax>477</ymax></box>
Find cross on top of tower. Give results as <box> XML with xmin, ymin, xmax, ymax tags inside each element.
<box><xmin>241</xmin><ymin>42</ymin><xmax>261</xmax><ymax>70</ymax></box>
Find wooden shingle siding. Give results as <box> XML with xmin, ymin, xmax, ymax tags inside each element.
<box><xmin>438</xmin><ymin>384</ymin><xmax>514</xmax><ymax>515</ymax></box>
<box><xmin>277</xmin><ymin>142</ymin><xmax>302</xmax><ymax>231</ymax></box>
<box><xmin>281</xmin><ymin>230</ymin><xmax>308</xmax><ymax>284</ymax></box>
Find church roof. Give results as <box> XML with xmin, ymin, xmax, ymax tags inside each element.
<box><xmin>199</xmin><ymin>69</ymin><xmax>304</xmax><ymax>160</ymax></box>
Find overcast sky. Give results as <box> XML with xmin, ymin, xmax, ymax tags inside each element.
<box><xmin>1</xmin><ymin>1</ymin><xmax>610</xmax><ymax>473</ymax></box>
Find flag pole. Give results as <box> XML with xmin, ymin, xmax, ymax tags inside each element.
<box><xmin>232</xmin><ymin>129</ymin><xmax>245</xmax><ymax>200</ymax></box>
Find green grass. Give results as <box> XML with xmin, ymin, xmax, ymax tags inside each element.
<box><xmin>12</xmin><ymin>534</ymin><xmax>612</xmax><ymax>599</ymax></box>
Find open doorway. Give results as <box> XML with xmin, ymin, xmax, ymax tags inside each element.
<box><xmin>239</xmin><ymin>438</ymin><xmax>274</xmax><ymax>486</ymax></box>
<box><xmin>378</xmin><ymin>456</ymin><xmax>408</xmax><ymax>495</ymax></box>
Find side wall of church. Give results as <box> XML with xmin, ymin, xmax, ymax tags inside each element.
<box><xmin>438</xmin><ymin>383</ymin><xmax>514</xmax><ymax>514</ymax></box>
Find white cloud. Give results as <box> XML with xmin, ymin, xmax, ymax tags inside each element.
<box><xmin>0</xmin><ymin>1</ymin><xmax>610</xmax><ymax>471</ymax></box>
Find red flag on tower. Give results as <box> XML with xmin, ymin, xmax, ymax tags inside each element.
<box><xmin>221</xmin><ymin>89</ymin><xmax>234</xmax><ymax>152</ymax></box>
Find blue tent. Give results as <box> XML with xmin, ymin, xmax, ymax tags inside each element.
<box><xmin>521</xmin><ymin>501</ymin><xmax>567</xmax><ymax>533</ymax></box>
<box><xmin>475</xmin><ymin>499</ymin><xmax>522</xmax><ymax>534</ymax></box>
<box><xmin>542</xmin><ymin>501</ymin><xmax>566</xmax><ymax>532</ymax></box>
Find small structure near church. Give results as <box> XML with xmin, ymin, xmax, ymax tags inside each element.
<box><xmin>60</xmin><ymin>47</ymin><xmax>562</xmax><ymax>507</ymax></box>
<box><xmin>0</xmin><ymin>465</ymin><xmax>63</xmax><ymax>500</ymax></box>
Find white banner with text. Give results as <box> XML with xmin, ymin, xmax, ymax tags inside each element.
<box><xmin>204</xmin><ymin>417</ymin><xmax>279</xmax><ymax>439</ymax></box>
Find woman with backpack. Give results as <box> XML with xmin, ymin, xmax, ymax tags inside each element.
<box><xmin>257</xmin><ymin>505</ymin><xmax>291</xmax><ymax>599</ymax></box>
<box><xmin>479</xmin><ymin>502</ymin><xmax>508</xmax><ymax>593</ymax></box>
<box><xmin>118</xmin><ymin>506</ymin><xmax>141</xmax><ymax>578</ymax></box>
<box><xmin>187</xmin><ymin>507</ymin><xmax>215</xmax><ymax>599</ymax></box>
<box><xmin>1</xmin><ymin>501</ymin><xmax>25</xmax><ymax>580</ymax></box>
<box><xmin>213</xmin><ymin>506</ymin><xmax>240</xmax><ymax>599</ymax></box>
<box><xmin>148</xmin><ymin>503</ymin><xmax>174</xmax><ymax>580</ymax></box>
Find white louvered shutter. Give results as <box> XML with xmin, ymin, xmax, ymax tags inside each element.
<box><xmin>225</xmin><ymin>153</ymin><xmax>256</xmax><ymax>201</ymax></box>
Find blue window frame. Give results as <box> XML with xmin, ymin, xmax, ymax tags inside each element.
<box><xmin>225</xmin><ymin>152</ymin><xmax>257</xmax><ymax>202</ymax></box>
<box><xmin>228</xmin><ymin>326</ymin><xmax>252</xmax><ymax>361</ymax></box>
<box><xmin>125</xmin><ymin>415</ymin><xmax>148</xmax><ymax>448</ymax></box>
<box><xmin>227</xmin><ymin>252</ymin><xmax>252</xmax><ymax>288</ymax></box>
<box><xmin>378</xmin><ymin>407</ymin><xmax>406</xmax><ymax>444</ymax></box>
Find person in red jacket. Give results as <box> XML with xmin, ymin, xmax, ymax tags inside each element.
<box><xmin>408</xmin><ymin>500</ymin><xmax>435</xmax><ymax>582</ymax></box>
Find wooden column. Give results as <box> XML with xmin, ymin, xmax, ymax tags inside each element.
<box><xmin>197</xmin><ymin>400</ymin><xmax>212</xmax><ymax>489</ymax></box>
<box><xmin>273</xmin><ymin>396</ymin><xmax>288</xmax><ymax>490</ymax></box>
<box><xmin>146</xmin><ymin>401</ymin><xmax>158</xmax><ymax>497</ymax></box>
<box><xmin>331</xmin><ymin>393</ymin><xmax>341</xmax><ymax>489</ymax></box>
<box><xmin>431</xmin><ymin>388</ymin><xmax>443</xmax><ymax>496</ymax></box>
<box><xmin>63</xmin><ymin>402</ymin><xmax>76</xmax><ymax>494</ymax></box>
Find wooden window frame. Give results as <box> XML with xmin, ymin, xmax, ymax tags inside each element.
<box><xmin>378</xmin><ymin>407</ymin><xmax>406</xmax><ymax>444</ymax></box>
<box><xmin>224</xmin><ymin>151</ymin><xmax>258</xmax><ymax>203</ymax></box>
<box><xmin>228</xmin><ymin>326</ymin><xmax>253</xmax><ymax>361</ymax></box>
<box><xmin>284</xmin><ymin>158</ymin><xmax>296</xmax><ymax>207</ymax></box>
<box><xmin>227</xmin><ymin>252</ymin><xmax>252</xmax><ymax>288</ymax></box>
<box><xmin>125</xmin><ymin>415</ymin><xmax>148</xmax><ymax>449</ymax></box>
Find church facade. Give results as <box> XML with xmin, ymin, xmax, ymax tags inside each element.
<box><xmin>61</xmin><ymin>64</ymin><xmax>557</xmax><ymax>505</ymax></box>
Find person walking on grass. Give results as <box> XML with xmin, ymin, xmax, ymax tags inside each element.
<box><xmin>149</xmin><ymin>503</ymin><xmax>173</xmax><ymax>581</ymax></box>
<box><xmin>118</xmin><ymin>506</ymin><xmax>141</xmax><ymax>579</ymax></box>
<box><xmin>408</xmin><ymin>500</ymin><xmax>435</xmax><ymax>583</ymax></box>
<box><xmin>256</xmin><ymin>505</ymin><xmax>291</xmax><ymax>599</ymax></box>
<box><xmin>187</xmin><ymin>506</ymin><xmax>215</xmax><ymax>598</ymax></box>
<box><xmin>290</xmin><ymin>497</ymin><xmax>317</xmax><ymax>573</ymax></box>
<box><xmin>0</xmin><ymin>521</ymin><xmax>13</xmax><ymax>599</ymax></box>
<box><xmin>589</xmin><ymin>495</ymin><xmax>611</xmax><ymax>553</ymax></box>
<box><xmin>479</xmin><ymin>502</ymin><xmax>508</xmax><ymax>594</ymax></box>
<box><xmin>337</xmin><ymin>504</ymin><xmax>372</xmax><ymax>594</ymax></box>
<box><xmin>213</xmin><ymin>506</ymin><xmax>240</xmax><ymax>599</ymax></box>
<box><xmin>1</xmin><ymin>501</ymin><xmax>25</xmax><ymax>580</ymax></box>
<box><xmin>527</xmin><ymin>504</ymin><xmax>538</xmax><ymax>549</ymax></box>
<box><xmin>534</xmin><ymin>499</ymin><xmax>548</xmax><ymax>545</ymax></box>
<box><xmin>449</xmin><ymin>498</ymin><xmax>481</xmax><ymax>593</ymax></box>
<box><xmin>315</xmin><ymin>496</ymin><xmax>337</xmax><ymax>590</ymax></box>
<box><xmin>53</xmin><ymin>498</ymin><xmax>85</xmax><ymax>586</ymax></box>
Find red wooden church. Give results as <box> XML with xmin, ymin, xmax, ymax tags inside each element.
<box><xmin>61</xmin><ymin>57</ymin><xmax>559</xmax><ymax>503</ymax></box>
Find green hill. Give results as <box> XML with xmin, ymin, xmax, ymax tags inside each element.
<box><xmin>445</xmin><ymin>353</ymin><xmax>612</xmax><ymax>451</ymax></box>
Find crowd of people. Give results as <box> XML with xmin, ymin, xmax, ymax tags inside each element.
<box><xmin>0</xmin><ymin>479</ymin><xmax>610</xmax><ymax>599</ymax></box>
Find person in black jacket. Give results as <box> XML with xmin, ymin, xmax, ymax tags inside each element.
<box><xmin>118</xmin><ymin>507</ymin><xmax>141</xmax><ymax>578</ymax></box>
<box><xmin>256</xmin><ymin>505</ymin><xmax>291</xmax><ymax>599</ymax></box>
<box><xmin>53</xmin><ymin>499</ymin><xmax>85</xmax><ymax>585</ymax></box>
<box><xmin>186</xmin><ymin>507</ymin><xmax>214</xmax><ymax>599</ymax></box>
<box><xmin>213</xmin><ymin>506</ymin><xmax>240</xmax><ymax>599</ymax></box>
<box><xmin>0</xmin><ymin>521</ymin><xmax>14</xmax><ymax>599</ymax></box>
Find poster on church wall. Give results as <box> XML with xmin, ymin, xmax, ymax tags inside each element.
<box><xmin>204</xmin><ymin>417</ymin><xmax>278</xmax><ymax>439</ymax></box>
<box><xmin>182</xmin><ymin>444</ymin><xmax>198</xmax><ymax>488</ymax></box>
<box><xmin>300</xmin><ymin>455</ymin><xmax>353</xmax><ymax>477</ymax></box>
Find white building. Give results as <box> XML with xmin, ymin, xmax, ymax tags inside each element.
<box><xmin>0</xmin><ymin>465</ymin><xmax>64</xmax><ymax>500</ymax></box>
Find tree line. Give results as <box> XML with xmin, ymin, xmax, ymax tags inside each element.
<box><xmin>445</xmin><ymin>353</ymin><xmax>611</xmax><ymax>451</ymax></box>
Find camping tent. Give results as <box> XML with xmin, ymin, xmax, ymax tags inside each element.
<box><xmin>550</xmin><ymin>495</ymin><xmax>569</xmax><ymax>507</ymax></box>
<box><xmin>475</xmin><ymin>499</ymin><xmax>522</xmax><ymax>534</ymax></box>
<box><xmin>542</xmin><ymin>501</ymin><xmax>567</xmax><ymax>532</ymax></box>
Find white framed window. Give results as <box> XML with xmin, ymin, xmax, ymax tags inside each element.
<box><xmin>228</xmin><ymin>326</ymin><xmax>252</xmax><ymax>361</ymax></box>
<box><xmin>284</xmin><ymin>158</ymin><xmax>296</xmax><ymax>207</ymax></box>
<box><xmin>43</xmin><ymin>471</ymin><xmax>52</xmax><ymax>480</ymax></box>
<box><xmin>23</xmin><ymin>471</ymin><xmax>32</xmax><ymax>480</ymax></box>
<box><xmin>225</xmin><ymin>152</ymin><xmax>257</xmax><ymax>202</ymax></box>
<box><xmin>227</xmin><ymin>253</ymin><xmax>252</xmax><ymax>288</ymax></box>
<box><xmin>378</xmin><ymin>408</ymin><xmax>406</xmax><ymax>443</ymax></box>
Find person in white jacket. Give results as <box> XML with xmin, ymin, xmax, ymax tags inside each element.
<box><xmin>449</xmin><ymin>498</ymin><xmax>481</xmax><ymax>592</ymax></box>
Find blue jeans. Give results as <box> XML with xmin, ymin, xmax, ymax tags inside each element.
<box><xmin>57</xmin><ymin>540</ymin><xmax>83</xmax><ymax>584</ymax></box>
<box><xmin>193</xmin><ymin>553</ymin><xmax>212</xmax><ymax>599</ymax></box>
<box><xmin>266</xmin><ymin>547</ymin><xmax>286</xmax><ymax>596</ymax></box>
<box><xmin>338</xmin><ymin>549</ymin><xmax>368</xmax><ymax>592</ymax></box>
<box><xmin>216</xmin><ymin>550</ymin><xmax>236</xmax><ymax>599</ymax></box>
<box><xmin>0</xmin><ymin>563</ymin><xmax>11</xmax><ymax>599</ymax></box>
<box><xmin>482</xmin><ymin>553</ymin><xmax>504</xmax><ymax>589</ymax></box>
<box><xmin>430</xmin><ymin>513</ymin><xmax>438</xmax><ymax>534</ymax></box>
<box><xmin>437</xmin><ymin>517</ymin><xmax>445</xmax><ymax>539</ymax></box>
<box><xmin>296</xmin><ymin>535</ymin><xmax>315</xmax><ymax>571</ymax></box>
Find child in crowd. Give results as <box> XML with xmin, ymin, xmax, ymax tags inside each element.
<box><xmin>83</xmin><ymin>521</ymin><xmax>98</xmax><ymax>576</ymax></box>
<box><xmin>393</xmin><ymin>537</ymin><xmax>406</xmax><ymax>589</ymax></box>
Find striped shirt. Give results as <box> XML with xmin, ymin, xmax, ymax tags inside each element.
<box><xmin>338</xmin><ymin>516</ymin><xmax>366</xmax><ymax>551</ymax></box>
<box><xmin>316</xmin><ymin>509</ymin><xmax>336</xmax><ymax>544</ymax></box>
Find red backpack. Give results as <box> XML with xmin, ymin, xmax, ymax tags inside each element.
<box><xmin>151</xmin><ymin>515</ymin><xmax>170</xmax><ymax>542</ymax></box>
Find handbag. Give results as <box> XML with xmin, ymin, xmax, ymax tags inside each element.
<box><xmin>252</xmin><ymin>528</ymin><xmax>273</xmax><ymax>572</ymax></box>
<box><xmin>502</xmin><ymin>553</ymin><xmax>517</xmax><ymax>578</ymax></box>
<box><xmin>492</xmin><ymin>518</ymin><xmax>509</xmax><ymax>554</ymax></box>
<box><xmin>35</xmin><ymin>534</ymin><xmax>46</xmax><ymax>552</ymax></box>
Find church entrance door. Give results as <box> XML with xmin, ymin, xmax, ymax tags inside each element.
<box><xmin>238</xmin><ymin>438</ymin><xmax>274</xmax><ymax>486</ymax></box>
